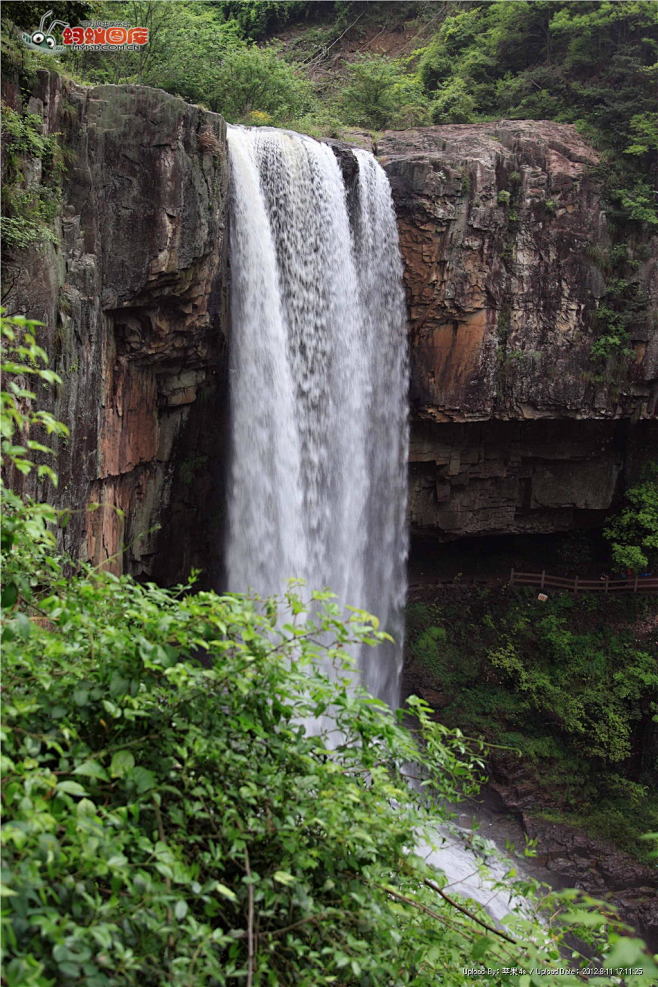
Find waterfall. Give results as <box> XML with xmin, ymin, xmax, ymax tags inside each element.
<box><xmin>225</xmin><ymin>124</ymin><xmax>531</xmax><ymax>927</ymax></box>
<box><xmin>225</xmin><ymin>126</ymin><xmax>408</xmax><ymax>705</ymax></box>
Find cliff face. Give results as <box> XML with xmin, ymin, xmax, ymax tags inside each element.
<box><xmin>2</xmin><ymin>71</ymin><xmax>229</xmax><ymax>580</ymax></box>
<box><xmin>4</xmin><ymin>77</ymin><xmax>657</xmax><ymax>567</ymax></box>
<box><xmin>378</xmin><ymin>121</ymin><xmax>657</xmax><ymax>539</ymax></box>
<box><xmin>379</xmin><ymin>120</ymin><xmax>656</xmax><ymax>422</ymax></box>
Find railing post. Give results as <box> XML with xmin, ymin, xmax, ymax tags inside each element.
<box><xmin>540</xmin><ymin>570</ymin><xmax>546</xmax><ymax>590</ymax></box>
<box><xmin>634</xmin><ymin>573</ymin><xmax>639</xmax><ymax>593</ymax></box>
<box><xmin>574</xmin><ymin>575</ymin><xmax>579</xmax><ymax>595</ymax></box>
<box><xmin>510</xmin><ymin>567</ymin><xmax>515</xmax><ymax>586</ymax></box>
<box><xmin>605</xmin><ymin>576</ymin><xmax>609</xmax><ymax>594</ymax></box>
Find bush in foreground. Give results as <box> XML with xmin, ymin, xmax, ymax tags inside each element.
<box><xmin>2</xmin><ymin>314</ymin><xmax>657</xmax><ymax>985</ymax></box>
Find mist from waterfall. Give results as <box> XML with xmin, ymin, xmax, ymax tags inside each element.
<box><xmin>225</xmin><ymin>125</ymin><xmax>408</xmax><ymax>705</ymax></box>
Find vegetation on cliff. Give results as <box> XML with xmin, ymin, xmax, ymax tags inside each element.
<box><xmin>1</xmin><ymin>4</ymin><xmax>657</xmax><ymax>979</ymax></box>
<box><xmin>406</xmin><ymin>588</ymin><xmax>658</xmax><ymax>862</ymax></box>
<box><xmin>3</xmin><ymin>316</ymin><xmax>657</xmax><ymax>985</ymax></box>
<box><xmin>0</xmin><ymin>105</ymin><xmax>62</xmax><ymax>254</ymax></box>
<box><xmin>2</xmin><ymin>2</ymin><xmax>655</xmax><ymax>282</ymax></box>
<box><xmin>4</xmin><ymin>3</ymin><xmax>656</xmax><ymax>160</ymax></box>
<box><xmin>100</xmin><ymin>2</ymin><xmax>658</xmax><ymax>226</ymax></box>
<box><xmin>604</xmin><ymin>465</ymin><xmax>658</xmax><ymax>573</ymax></box>
<box><xmin>416</xmin><ymin>2</ymin><xmax>656</xmax><ymax>212</ymax></box>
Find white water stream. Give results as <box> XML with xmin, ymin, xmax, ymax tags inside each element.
<box><xmin>225</xmin><ymin>124</ymin><xmax>524</xmax><ymax>924</ymax></box>
<box><xmin>225</xmin><ymin>125</ymin><xmax>408</xmax><ymax>705</ymax></box>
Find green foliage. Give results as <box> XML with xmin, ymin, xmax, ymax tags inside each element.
<box><xmin>1</xmin><ymin>314</ymin><xmax>67</xmax><ymax>475</ymax></box>
<box><xmin>410</xmin><ymin>623</ymin><xmax>450</xmax><ymax>677</ymax></box>
<box><xmin>417</xmin><ymin>0</ymin><xmax>658</xmax><ymax>226</ymax></box>
<box><xmin>406</xmin><ymin>588</ymin><xmax>658</xmax><ymax>860</ymax></box>
<box><xmin>3</xmin><ymin>314</ymin><xmax>656</xmax><ymax>985</ymax></box>
<box><xmin>2</xmin><ymin>573</ymin><xmax>482</xmax><ymax>986</ymax></box>
<box><xmin>213</xmin><ymin>0</ymin><xmax>321</xmax><ymax>42</ymax></box>
<box><xmin>624</xmin><ymin>112</ymin><xmax>658</xmax><ymax>156</ymax></box>
<box><xmin>0</xmin><ymin>2</ymin><xmax>92</xmax><ymax>31</ymax></box>
<box><xmin>1</xmin><ymin>215</ymin><xmax>57</xmax><ymax>251</ymax></box>
<box><xmin>209</xmin><ymin>43</ymin><xmax>315</xmax><ymax>123</ymax></box>
<box><xmin>1</xmin><ymin>106</ymin><xmax>57</xmax><ymax>161</ymax></box>
<box><xmin>340</xmin><ymin>55</ymin><xmax>430</xmax><ymax>131</ymax></box>
<box><xmin>590</xmin><ymin>273</ymin><xmax>648</xmax><ymax>363</ymax></box>
<box><xmin>67</xmin><ymin>1</ymin><xmax>315</xmax><ymax>125</ymax></box>
<box><xmin>604</xmin><ymin>463</ymin><xmax>658</xmax><ymax>572</ymax></box>
<box><xmin>1</xmin><ymin>313</ymin><xmax>69</xmax><ymax>610</ymax></box>
<box><xmin>430</xmin><ymin>77</ymin><xmax>477</xmax><ymax>125</ymax></box>
<box><xmin>1</xmin><ymin>105</ymin><xmax>63</xmax><ymax>252</ymax></box>
<box><xmin>610</xmin><ymin>180</ymin><xmax>658</xmax><ymax>226</ymax></box>
<box><xmin>486</xmin><ymin>615</ymin><xmax>657</xmax><ymax>763</ymax></box>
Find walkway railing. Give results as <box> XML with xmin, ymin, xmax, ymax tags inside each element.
<box><xmin>509</xmin><ymin>569</ymin><xmax>658</xmax><ymax>593</ymax></box>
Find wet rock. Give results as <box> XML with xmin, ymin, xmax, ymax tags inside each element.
<box><xmin>379</xmin><ymin>120</ymin><xmax>656</xmax><ymax>422</ymax></box>
<box><xmin>521</xmin><ymin>814</ymin><xmax>658</xmax><ymax>948</ymax></box>
<box><xmin>488</xmin><ymin>760</ymin><xmax>658</xmax><ymax>947</ymax></box>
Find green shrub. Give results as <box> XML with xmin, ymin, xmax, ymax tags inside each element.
<box><xmin>604</xmin><ymin>463</ymin><xmax>658</xmax><ymax>572</ymax></box>
<box><xmin>1</xmin><ymin>106</ymin><xmax>63</xmax><ymax>253</ymax></box>
<box><xmin>210</xmin><ymin>44</ymin><xmax>315</xmax><ymax>123</ymax></box>
<box><xmin>416</xmin><ymin>0</ymin><xmax>658</xmax><ymax>228</ymax></box>
<box><xmin>213</xmin><ymin>1</ymin><xmax>319</xmax><ymax>42</ymax></box>
<box><xmin>1</xmin><ymin>106</ymin><xmax>58</xmax><ymax>162</ymax></box>
<box><xmin>589</xmin><ymin>275</ymin><xmax>649</xmax><ymax>364</ymax></box>
<box><xmin>5</xmin><ymin>572</ymin><xmax>485</xmax><ymax>986</ymax></box>
<box><xmin>1</xmin><ymin>215</ymin><xmax>58</xmax><ymax>251</ymax></box>
<box><xmin>341</xmin><ymin>55</ymin><xmax>430</xmax><ymax>131</ymax></box>
<box><xmin>69</xmin><ymin>1</ymin><xmax>315</xmax><ymax>125</ymax></box>
<box><xmin>405</xmin><ymin>589</ymin><xmax>658</xmax><ymax>860</ymax></box>
<box><xmin>611</xmin><ymin>180</ymin><xmax>658</xmax><ymax>226</ymax></box>
<box><xmin>430</xmin><ymin>78</ymin><xmax>477</xmax><ymax>125</ymax></box>
<box><xmin>410</xmin><ymin>623</ymin><xmax>447</xmax><ymax>676</ymax></box>
<box><xmin>3</xmin><ymin>313</ymin><xmax>656</xmax><ymax>984</ymax></box>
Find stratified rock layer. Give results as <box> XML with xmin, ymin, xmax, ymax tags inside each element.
<box><xmin>2</xmin><ymin>71</ymin><xmax>229</xmax><ymax>580</ymax></box>
<box><xmin>379</xmin><ymin>120</ymin><xmax>656</xmax><ymax>422</ymax></box>
<box><xmin>377</xmin><ymin>121</ymin><xmax>657</xmax><ymax>538</ymax></box>
<box><xmin>409</xmin><ymin>417</ymin><xmax>656</xmax><ymax>538</ymax></box>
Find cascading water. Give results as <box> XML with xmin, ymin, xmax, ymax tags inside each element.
<box><xmin>225</xmin><ymin>125</ymin><xmax>408</xmax><ymax>705</ymax></box>
<box><xmin>225</xmin><ymin>124</ymin><xmax>530</xmax><ymax>924</ymax></box>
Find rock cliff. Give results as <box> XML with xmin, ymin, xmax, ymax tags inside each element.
<box><xmin>379</xmin><ymin>120</ymin><xmax>656</xmax><ymax>422</ymax></box>
<box><xmin>2</xmin><ymin>70</ymin><xmax>229</xmax><ymax>581</ymax></box>
<box><xmin>377</xmin><ymin>121</ymin><xmax>657</xmax><ymax>540</ymax></box>
<box><xmin>3</xmin><ymin>77</ymin><xmax>656</xmax><ymax>569</ymax></box>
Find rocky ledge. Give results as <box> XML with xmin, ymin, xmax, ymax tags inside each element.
<box><xmin>488</xmin><ymin>773</ymin><xmax>658</xmax><ymax>950</ymax></box>
<box><xmin>4</xmin><ymin>76</ymin><xmax>657</xmax><ymax>568</ymax></box>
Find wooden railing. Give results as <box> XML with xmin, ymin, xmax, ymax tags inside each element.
<box><xmin>509</xmin><ymin>569</ymin><xmax>658</xmax><ymax>593</ymax></box>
